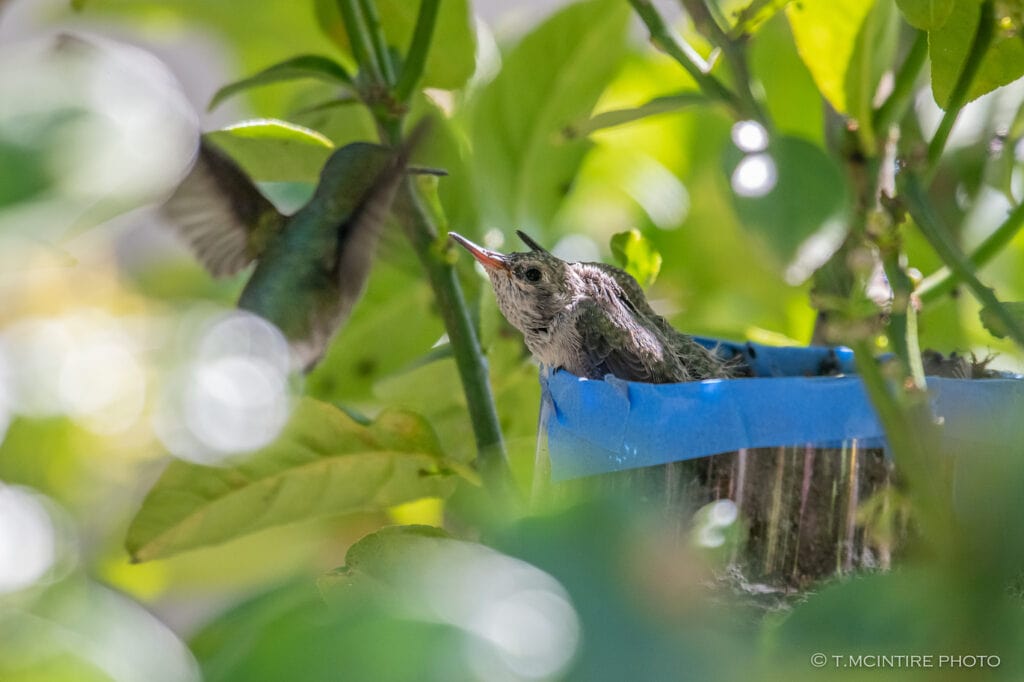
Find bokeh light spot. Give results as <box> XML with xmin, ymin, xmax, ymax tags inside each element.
<box><xmin>731</xmin><ymin>120</ymin><xmax>769</xmax><ymax>153</ymax></box>
<box><xmin>731</xmin><ymin>154</ymin><xmax>777</xmax><ymax>198</ymax></box>
<box><xmin>0</xmin><ymin>485</ymin><xmax>56</xmax><ymax>593</ymax></box>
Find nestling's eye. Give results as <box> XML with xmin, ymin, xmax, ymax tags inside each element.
<box><xmin>525</xmin><ymin>267</ymin><xmax>542</xmax><ymax>282</ymax></box>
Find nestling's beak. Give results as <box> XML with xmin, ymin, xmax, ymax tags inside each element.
<box><xmin>448</xmin><ymin>232</ymin><xmax>509</xmax><ymax>272</ymax></box>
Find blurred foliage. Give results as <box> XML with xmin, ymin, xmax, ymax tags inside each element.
<box><xmin>2</xmin><ymin>0</ymin><xmax>1024</xmax><ymax>680</ymax></box>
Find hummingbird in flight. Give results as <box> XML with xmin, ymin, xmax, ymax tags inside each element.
<box><xmin>161</xmin><ymin>127</ymin><xmax>425</xmax><ymax>369</ymax></box>
<box><xmin>448</xmin><ymin>231</ymin><xmax>732</xmax><ymax>383</ymax></box>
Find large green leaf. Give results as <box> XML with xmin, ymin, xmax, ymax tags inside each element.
<box><xmin>470</xmin><ymin>0</ymin><xmax>630</xmax><ymax>232</ymax></box>
<box><xmin>126</xmin><ymin>399</ymin><xmax>458</xmax><ymax>561</ymax></box>
<box><xmin>929</xmin><ymin>0</ymin><xmax>1024</xmax><ymax>109</ymax></box>
<box><xmin>314</xmin><ymin>0</ymin><xmax>475</xmax><ymax>90</ymax></box>
<box><xmin>895</xmin><ymin>0</ymin><xmax>953</xmax><ymax>30</ymax></box>
<box><xmin>750</xmin><ymin>11</ymin><xmax>825</xmax><ymax>145</ymax></box>
<box><xmin>306</xmin><ymin>262</ymin><xmax>444</xmax><ymax>403</ymax></box>
<box><xmin>205</xmin><ymin>119</ymin><xmax>335</xmax><ymax>183</ymax></box>
<box><xmin>208</xmin><ymin>55</ymin><xmax>352</xmax><ymax>111</ymax></box>
<box><xmin>725</xmin><ymin>136</ymin><xmax>849</xmax><ymax>276</ymax></box>
<box><xmin>786</xmin><ymin>0</ymin><xmax>897</xmax><ymax>147</ymax></box>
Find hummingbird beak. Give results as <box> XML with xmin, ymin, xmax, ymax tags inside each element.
<box><xmin>448</xmin><ymin>232</ymin><xmax>509</xmax><ymax>272</ymax></box>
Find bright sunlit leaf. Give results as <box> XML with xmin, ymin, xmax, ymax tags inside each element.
<box><xmin>205</xmin><ymin>119</ymin><xmax>335</xmax><ymax>184</ymax></box>
<box><xmin>786</xmin><ymin>0</ymin><xmax>897</xmax><ymax>147</ymax></box>
<box><xmin>610</xmin><ymin>229</ymin><xmax>662</xmax><ymax>288</ymax></box>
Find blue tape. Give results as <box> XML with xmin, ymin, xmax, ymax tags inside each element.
<box><xmin>543</xmin><ymin>340</ymin><xmax>1024</xmax><ymax>480</ymax></box>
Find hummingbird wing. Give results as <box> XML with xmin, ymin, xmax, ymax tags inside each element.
<box><xmin>574</xmin><ymin>300</ymin><xmax>671</xmax><ymax>383</ymax></box>
<box><xmin>574</xmin><ymin>264</ymin><xmax>732</xmax><ymax>382</ymax></box>
<box><xmin>161</xmin><ymin>138</ymin><xmax>284</xmax><ymax>277</ymax></box>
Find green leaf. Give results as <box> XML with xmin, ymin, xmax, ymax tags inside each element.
<box><xmin>314</xmin><ymin>0</ymin><xmax>475</xmax><ymax>91</ymax></box>
<box><xmin>204</xmin><ymin>119</ymin><xmax>335</xmax><ymax>183</ymax></box>
<box><xmin>979</xmin><ymin>301</ymin><xmax>1024</xmax><ymax>339</ymax></box>
<box><xmin>126</xmin><ymin>399</ymin><xmax>458</xmax><ymax>561</ymax></box>
<box><xmin>610</xmin><ymin>229</ymin><xmax>662</xmax><ymax>288</ymax></box>
<box><xmin>0</xmin><ymin>140</ymin><xmax>52</xmax><ymax>208</ymax></box>
<box><xmin>786</xmin><ymin>0</ymin><xmax>897</xmax><ymax>147</ymax></box>
<box><xmin>306</xmin><ymin>262</ymin><xmax>445</xmax><ymax>404</ymax></box>
<box><xmin>929</xmin><ymin>0</ymin><xmax>1024</xmax><ymax>108</ymax></box>
<box><xmin>725</xmin><ymin>136</ymin><xmax>848</xmax><ymax>277</ymax></box>
<box><xmin>895</xmin><ymin>0</ymin><xmax>953</xmax><ymax>30</ymax></box>
<box><xmin>319</xmin><ymin>524</ymin><xmax>452</xmax><ymax>593</ymax></box>
<box><xmin>208</xmin><ymin>55</ymin><xmax>352</xmax><ymax>111</ymax></box>
<box><xmin>750</xmin><ymin>11</ymin><xmax>825</xmax><ymax>145</ymax></box>
<box><xmin>470</xmin><ymin>0</ymin><xmax>630</xmax><ymax>232</ymax></box>
<box><xmin>563</xmin><ymin>92</ymin><xmax>710</xmax><ymax>139</ymax></box>
<box><xmin>729</xmin><ymin>0</ymin><xmax>794</xmax><ymax>39</ymax></box>
<box><xmin>769</xmin><ymin>570</ymin><xmax>946</xmax><ymax>657</ymax></box>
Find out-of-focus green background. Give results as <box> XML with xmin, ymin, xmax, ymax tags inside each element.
<box><xmin>2</xmin><ymin>0</ymin><xmax>1024</xmax><ymax>680</ymax></box>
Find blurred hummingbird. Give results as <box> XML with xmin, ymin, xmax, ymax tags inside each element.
<box><xmin>161</xmin><ymin>128</ymin><xmax>425</xmax><ymax>369</ymax></box>
<box><xmin>449</xmin><ymin>231</ymin><xmax>732</xmax><ymax>383</ymax></box>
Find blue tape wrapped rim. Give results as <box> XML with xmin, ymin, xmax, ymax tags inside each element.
<box><xmin>542</xmin><ymin>337</ymin><xmax>1024</xmax><ymax>480</ymax></box>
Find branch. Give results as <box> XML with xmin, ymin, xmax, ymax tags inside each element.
<box><xmin>917</xmin><ymin>199</ymin><xmax>1024</xmax><ymax>304</ymax></box>
<box><xmin>925</xmin><ymin>1</ymin><xmax>994</xmax><ymax>181</ymax></box>
<box><xmin>850</xmin><ymin>340</ymin><xmax>951</xmax><ymax>546</ymax></box>
<box><xmin>394</xmin><ymin>180</ymin><xmax>516</xmax><ymax>500</ymax></box>
<box><xmin>394</xmin><ymin>0</ymin><xmax>439</xmax><ymax>103</ymax></box>
<box><xmin>678</xmin><ymin>0</ymin><xmax>769</xmax><ymax>125</ymax></box>
<box><xmin>337</xmin><ymin>0</ymin><xmax>384</xmax><ymax>84</ymax></box>
<box><xmin>901</xmin><ymin>172</ymin><xmax>1024</xmax><ymax>347</ymax></box>
<box><xmin>357</xmin><ymin>0</ymin><xmax>396</xmax><ymax>85</ymax></box>
<box><xmin>628</xmin><ymin>0</ymin><xmax>748</xmax><ymax>118</ymax></box>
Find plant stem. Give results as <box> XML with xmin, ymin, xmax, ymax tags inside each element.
<box><xmin>901</xmin><ymin>172</ymin><xmax>1024</xmax><ymax>347</ymax></box>
<box><xmin>917</xmin><ymin>200</ymin><xmax>1024</xmax><ymax>304</ymax></box>
<box><xmin>679</xmin><ymin>0</ymin><xmax>769</xmax><ymax>125</ymax></box>
<box><xmin>395</xmin><ymin>0</ymin><xmax>439</xmax><ymax>103</ymax></box>
<box><xmin>357</xmin><ymin>0</ymin><xmax>396</xmax><ymax>85</ymax></box>
<box><xmin>925</xmin><ymin>1</ymin><xmax>994</xmax><ymax>181</ymax></box>
<box><xmin>337</xmin><ymin>0</ymin><xmax>384</xmax><ymax>84</ymax></box>
<box><xmin>873</xmin><ymin>30</ymin><xmax>927</xmax><ymax>133</ymax></box>
<box><xmin>850</xmin><ymin>340</ymin><xmax>949</xmax><ymax>545</ymax></box>
<box><xmin>394</xmin><ymin>181</ymin><xmax>515</xmax><ymax>499</ymax></box>
<box><xmin>359</xmin><ymin>0</ymin><xmax>514</xmax><ymax>499</ymax></box>
<box><xmin>628</xmin><ymin>0</ymin><xmax>748</xmax><ymax>118</ymax></box>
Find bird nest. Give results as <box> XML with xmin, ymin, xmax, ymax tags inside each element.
<box><xmin>542</xmin><ymin>338</ymin><xmax>1024</xmax><ymax>480</ymax></box>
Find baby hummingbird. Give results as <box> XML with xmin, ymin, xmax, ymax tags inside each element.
<box><xmin>449</xmin><ymin>231</ymin><xmax>731</xmax><ymax>383</ymax></box>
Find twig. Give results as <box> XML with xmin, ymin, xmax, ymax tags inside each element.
<box><xmin>628</xmin><ymin>0</ymin><xmax>748</xmax><ymax>118</ymax></box>
<box><xmin>394</xmin><ymin>0</ymin><xmax>439</xmax><ymax>102</ymax></box>
<box><xmin>901</xmin><ymin>172</ymin><xmax>1024</xmax><ymax>347</ymax></box>
<box><xmin>678</xmin><ymin>0</ymin><xmax>769</xmax><ymax>125</ymax></box>
<box><xmin>338</xmin><ymin>0</ymin><xmax>384</xmax><ymax>84</ymax></box>
<box><xmin>918</xmin><ymin>200</ymin><xmax>1024</xmax><ymax>303</ymax></box>
<box><xmin>357</xmin><ymin>0</ymin><xmax>396</xmax><ymax>85</ymax></box>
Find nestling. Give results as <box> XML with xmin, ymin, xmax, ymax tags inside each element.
<box><xmin>449</xmin><ymin>231</ymin><xmax>732</xmax><ymax>383</ymax></box>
